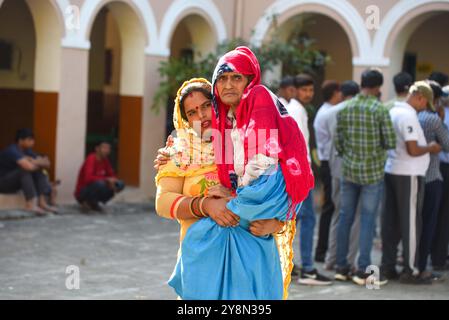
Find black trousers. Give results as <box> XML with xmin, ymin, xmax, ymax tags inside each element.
<box><xmin>77</xmin><ymin>180</ymin><xmax>124</xmax><ymax>206</ymax></box>
<box><xmin>0</xmin><ymin>169</ymin><xmax>49</xmax><ymax>201</ymax></box>
<box><xmin>431</xmin><ymin>163</ymin><xmax>449</xmax><ymax>267</ymax></box>
<box><xmin>381</xmin><ymin>174</ymin><xmax>425</xmax><ymax>274</ymax></box>
<box><xmin>315</xmin><ymin>161</ymin><xmax>335</xmax><ymax>258</ymax></box>
<box><xmin>418</xmin><ymin>180</ymin><xmax>443</xmax><ymax>272</ymax></box>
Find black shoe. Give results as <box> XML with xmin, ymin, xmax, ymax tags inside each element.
<box><xmin>381</xmin><ymin>268</ymin><xmax>400</xmax><ymax>281</ymax></box>
<box><xmin>334</xmin><ymin>266</ymin><xmax>352</xmax><ymax>282</ymax></box>
<box><xmin>352</xmin><ymin>270</ymin><xmax>388</xmax><ymax>287</ymax></box>
<box><xmin>298</xmin><ymin>269</ymin><xmax>333</xmax><ymax>286</ymax></box>
<box><xmin>399</xmin><ymin>272</ymin><xmax>432</xmax><ymax>285</ymax></box>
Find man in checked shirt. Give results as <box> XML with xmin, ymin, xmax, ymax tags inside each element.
<box><xmin>334</xmin><ymin>68</ymin><xmax>396</xmax><ymax>287</ymax></box>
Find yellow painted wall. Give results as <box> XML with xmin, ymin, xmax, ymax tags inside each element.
<box><xmin>0</xmin><ymin>0</ymin><xmax>35</xmax><ymax>90</ymax></box>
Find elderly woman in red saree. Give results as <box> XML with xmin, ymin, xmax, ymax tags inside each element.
<box><xmin>161</xmin><ymin>47</ymin><xmax>314</xmax><ymax>300</ymax></box>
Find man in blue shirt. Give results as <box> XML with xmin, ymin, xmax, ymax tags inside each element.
<box><xmin>0</xmin><ymin>129</ymin><xmax>56</xmax><ymax>215</ymax></box>
<box><xmin>432</xmin><ymin>84</ymin><xmax>449</xmax><ymax>271</ymax></box>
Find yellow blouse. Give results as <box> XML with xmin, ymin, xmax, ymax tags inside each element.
<box><xmin>155</xmin><ymin>167</ymin><xmax>220</xmax><ymax>243</ymax></box>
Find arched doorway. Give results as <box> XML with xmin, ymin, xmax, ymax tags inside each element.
<box><xmin>379</xmin><ymin>1</ymin><xmax>449</xmax><ymax>98</ymax></box>
<box><xmin>165</xmin><ymin>13</ymin><xmax>218</xmax><ymax>136</ymax></box>
<box><xmin>86</xmin><ymin>1</ymin><xmax>146</xmax><ymax>187</ymax></box>
<box><xmin>170</xmin><ymin>14</ymin><xmax>217</xmax><ymax>61</ymax></box>
<box><xmin>403</xmin><ymin>12</ymin><xmax>449</xmax><ymax>81</ymax></box>
<box><xmin>0</xmin><ymin>0</ymin><xmax>62</xmax><ymax>179</ymax></box>
<box><xmin>269</xmin><ymin>12</ymin><xmax>353</xmax><ymax>105</ymax></box>
<box><xmin>0</xmin><ymin>0</ymin><xmax>35</xmax><ymax>149</ymax></box>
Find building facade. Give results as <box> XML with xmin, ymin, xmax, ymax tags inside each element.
<box><xmin>1</xmin><ymin>0</ymin><xmax>448</xmax><ymax>203</ymax></box>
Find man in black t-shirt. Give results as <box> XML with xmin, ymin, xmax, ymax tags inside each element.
<box><xmin>0</xmin><ymin>129</ymin><xmax>56</xmax><ymax>215</ymax></box>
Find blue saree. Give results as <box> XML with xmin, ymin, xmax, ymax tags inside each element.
<box><xmin>168</xmin><ymin>165</ymin><xmax>299</xmax><ymax>300</ymax></box>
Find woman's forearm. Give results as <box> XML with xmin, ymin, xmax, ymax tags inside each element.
<box><xmin>175</xmin><ymin>197</ymin><xmax>206</xmax><ymax>220</ymax></box>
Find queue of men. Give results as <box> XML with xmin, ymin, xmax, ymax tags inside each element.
<box><xmin>278</xmin><ymin>70</ymin><xmax>449</xmax><ymax>286</ymax></box>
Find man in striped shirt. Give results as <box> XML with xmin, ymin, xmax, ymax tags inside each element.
<box><xmin>417</xmin><ymin>81</ymin><xmax>449</xmax><ymax>281</ymax></box>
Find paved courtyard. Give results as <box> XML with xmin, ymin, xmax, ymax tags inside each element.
<box><xmin>0</xmin><ymin>203</ymin><xmax>448</xmax><ymax>300</ymax></box>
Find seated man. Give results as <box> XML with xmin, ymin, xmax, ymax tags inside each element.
<box><xmin>0</xmin><ymin>128</ymin><xmax>56</xmax><ymax>215</ymax></box>
<box><xmin>74</xmin><ymin>141</ymin><xmax>124</xmax><ymax>212</ymax></box>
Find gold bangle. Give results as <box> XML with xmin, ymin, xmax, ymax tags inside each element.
<box><xmin>189</xmin><ymin>197</ymin><xmax>202</xmax><ymax>219</ymax></box>
<box><xmin>199</xmin><ymin>197</ymin><xmax>208</xmax><ymax>217</ymax></box>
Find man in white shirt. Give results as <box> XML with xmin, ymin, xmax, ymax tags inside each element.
<box><xmin>287</xmin><ymin>77</ymin><xmax>311</xmax><ymax>161</ymax></box>
<box><xmin>382</xmin><ymin>81</ymin><xmax>442</xmax><ymax>284</ymax></box>
<box><xmin>322</xmin><ymin>80</ymin><xmax>361</xmax><ymax>271</ymax></box>
<box><xmin>286</xmin><ymin>74</ymin><xmax>332</xmax><ymax>286</ymax></box>
<box><xmin>313</xmin><ymin>80</ymin><xmax>342</xmax><ymax>262</ymax></box>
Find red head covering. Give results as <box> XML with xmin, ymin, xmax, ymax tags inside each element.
<box><xmin>211</xmin><ymin>46</ymin><xmax>314</xmax><ymax>218</ymax></box>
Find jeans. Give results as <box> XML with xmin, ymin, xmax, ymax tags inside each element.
<box><xmin>325</xmin><ymin>176</ymin><xmax>360</xmax><ymax>269</ymax></box>
<box><xmin>336</xmin><ymin>179</ymin><xmax>383</xmax><ymax>271</ymax></box>
<box><xmin>77</xmin><ymin>180</ymin><xmax>124</xmax><ymax>206</ymax></box>
<box><xmin>296</xmin><ymin>190</ymin><xmax>316</xmax><ymax>272</ymax></box>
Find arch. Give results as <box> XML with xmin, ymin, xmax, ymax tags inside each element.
<box><xmin>372</xmin><ymin>0</ymin><xmax>449</xmax><ymax>99</ymax></box>
<box><xmin>61</xmin><ymin>0</ymin><xmax>159</xmax><ymax>55</ymax></box>
<box><xmin>159</xmin><ymin>0</ymin><xmax>227</xmax><ymax>57</ymax></box>
<box><xmin>373</xmin><ymin>0</ymin><xmax>449</xmax><ymax>63</ymax></box>
<box><xmin>26</xmin><ymin>0</ymin><xmax>64</xmax><ymax>91</ymax></box>
<box><xmin>0</xmin><ymin>0</ymin><xmax>64</xmax><ymax>179</ymax></box>
<box><xmin>250</xmin><ymin>0</ymin><xmax>370</xmax><ymax>64</ymax></box>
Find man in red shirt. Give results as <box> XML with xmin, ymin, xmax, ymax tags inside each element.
<box><xmin>75</xmin><ymin>141</ymin><xmax>124</xmax><ymax>211</ymax></box>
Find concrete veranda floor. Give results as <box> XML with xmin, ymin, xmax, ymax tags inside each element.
<box><xmin>0</xmin><ymin>203</ymin><xmax>448</xmax><ymax>300</ymax></box>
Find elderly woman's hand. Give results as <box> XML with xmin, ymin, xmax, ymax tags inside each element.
<box><xmin>249</xmin><ymin>219</ymin><xmax>285</xmax><ymax>237</ymax></box>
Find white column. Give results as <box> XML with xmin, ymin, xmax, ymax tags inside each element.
<box><xmin>140</xmin><ymin>53</ymin><xmax>169</xmax><ymax>201</ymax></box>
<box><xmin>55</xmin><ymin>47</ymin><xmax>89</xmax><ymax>203</ymax></box>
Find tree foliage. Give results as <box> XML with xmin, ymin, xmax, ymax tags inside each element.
<box><xmin>152</xmin><ymin>16</ymin><xmax>330</xmax><ymax>112</ymax></box>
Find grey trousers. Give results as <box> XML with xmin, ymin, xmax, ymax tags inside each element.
<box><xmin>0</xmin><ymin>169</ymin><xmax>49</xmax><ymax>201</ymax></box>
<box><xmin>325</xmin><ymin>176</ymin><xmax>360</xmax><ymax>269</ymax></box>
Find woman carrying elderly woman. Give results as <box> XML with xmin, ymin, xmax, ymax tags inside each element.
<box><xmin>155</xmin><ymin>47</ymin><xmax>313</xmax><ymax>300</ymax></box>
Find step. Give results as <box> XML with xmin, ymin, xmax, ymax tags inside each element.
<box><xmin>0</xmin><ymin>192</ymin><xmax>26</xmax><ymax>210</ymax></box>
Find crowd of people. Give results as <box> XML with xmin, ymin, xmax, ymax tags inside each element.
<box><xmin>277</xmin><ymin>70</ymin><xmax>449</xmax><ymax>286</ymax></box>
<box><xmin>151</xmin><ymin>42</ymin><xmax>449</xmax><ymax>299</ymax></box>
<box><xmin>1</xmin><ymin>44</ymin><xmax>448</xmax><ymax>299</ymax></box>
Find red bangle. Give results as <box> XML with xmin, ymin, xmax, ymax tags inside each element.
<box><xmin>170</xmin><ymin>196</ymin><xmax>185</xmax><ymax>219</ymax></box>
